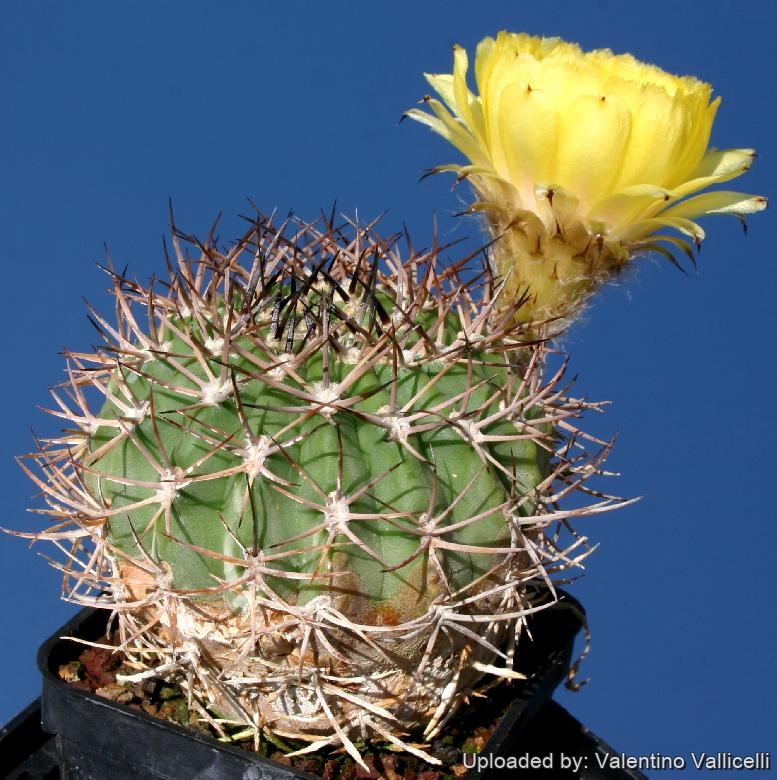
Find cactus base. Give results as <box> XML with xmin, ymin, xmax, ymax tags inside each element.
<box><xmin>37</xmin><ymin>587</ymin><xmax>586</xmax><ymax>779</ymax></box>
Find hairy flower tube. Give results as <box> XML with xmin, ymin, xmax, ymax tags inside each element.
<box><xmin>406</xmin><ymin>31</ymin><xmax>767</xmax><ymax>326</ymax></box>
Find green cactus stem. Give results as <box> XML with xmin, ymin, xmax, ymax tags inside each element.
<box><xmin>18</xmin><ymin>211</ymin><xmax>623</xmax><ymax>765</ymax></box>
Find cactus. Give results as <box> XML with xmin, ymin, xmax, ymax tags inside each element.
<box><xmin>19</xmin><ymin>211</ymin><xmax>619</xmax><ymax>764</ymax></box>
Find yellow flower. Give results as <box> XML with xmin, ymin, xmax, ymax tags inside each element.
<box><xmin>406</xmin><ymin>31</ymin><xmax>767</xmax><ymax>326</ymax></box>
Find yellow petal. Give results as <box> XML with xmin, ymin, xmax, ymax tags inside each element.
<box><xmin>589</xmin><ymin>185</ymin><xmax>672</xmax><ymax>234</ymax></box>
<box><xmin>424</xmin><ymin>73</ymin><xmax>457</xmax><ymax>113</ymax></box>
<box><xmin>660</xmin><ymin>190</ymin><xmax>768</xmax><ymax>220</ymax></box>
<box><xmin>404</xmin><ymin>102</ymin><xmax>490</xmax><ymax>168</ymax></box>
<box><xmin>671</xmin><ymin>148</ymin><xmax>757</xmax><ymax>198</ymax></box>
<box><xmin>473</xmin><ymin>34</ymin><xmax>497</xmax><ymax>96</ymax></box>
<box><xmin>664</xmin><ymin>96</ymin><xmax>719</xmax><ymax>184</ymax></box>
<box><xmin>452</xmin><ymin>45</ymin><xmax>482</xmax><ymax>140</ymax></box>
<box><xmin>496</xmin><ymin>82</ymin><xmax>560</xmax><ymax>195</ymax></box>
<box><xmin>613</xmin><ymin>83</ymin><xmax>699</xmax><ymax>189</ymax></box>
<box><xmin>554</xmin><ymin>93</ymin><xmax>631</xmax><ymax>207</ymax></box>
<box><xmin>630</xmin><ymin>215</ymin><xmax>706</xmax><ymax>241</ymax></box>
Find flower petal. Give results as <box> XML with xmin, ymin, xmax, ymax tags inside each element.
<box><xmin>589</xmin><ymin>185</ymin><xmax>672</xmax><ymax>235</ymax></box>
<box><xmin>660</xmin><ymin>190</ymin><xmax>768</xmax><ymax>220</ymax></box>
<box><xmin>496</xmin><ymin>82</ymin><xmax>560</xmax><ymax>201</ymax></box>
<box><xmin>629</xmin><ymin>215</ymin><xmax>706</xmax><ymax>241</ymax></box>
<box><xmin>452</xmin><ymin>45</ymin><xmax>482</xmax><ymax>139</ymax></box>
<box><xmin>404</xmin><ymin>102</ymin><xmax>489</xmax><ymax>168</ymax></box>
<box><xmin>670</xmin><ymin>148</ymin><xmax>758</xmax><ymax>198</ymax></box>
<box><xmin>424</xmin><ymin>73</ymin><xmax>457</xmax><ymax>113</ymax></box>
<box><xmin>554</xmin><ymin>93</ymin><xmax>631</xmax><ymax>207</ymax></box>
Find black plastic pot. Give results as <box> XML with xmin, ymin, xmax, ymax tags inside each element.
<box><xmin>1</xmin><ymin>591</ymin><xmax>648</xmax><ymax>779</ymax></box>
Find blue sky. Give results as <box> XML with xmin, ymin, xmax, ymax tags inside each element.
<box><xmin>1</xmin><ymin>1</ymin><xmax>774</xmax><ymax>773</ymax></box>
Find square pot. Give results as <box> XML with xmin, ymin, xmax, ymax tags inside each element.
<box><xmin>37</xmin><ymin>591</ymin><xmax>587</xmax><ymax>779</ymax></box>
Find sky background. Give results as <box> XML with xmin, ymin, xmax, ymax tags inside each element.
<box><xmin>1</xmin><ymin>1</ymin><xmax>774</xmax><ymax>774</ymax></box>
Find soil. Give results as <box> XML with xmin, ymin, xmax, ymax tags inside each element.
<box><xmin>59</xmin><ymin>638</ymin><xmax>514</xmax><ymax>780</ymax></box>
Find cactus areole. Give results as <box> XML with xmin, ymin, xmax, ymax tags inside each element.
<box><xmin>20</xmin><ymin>212</ymin><xmax>619</xmax><ymax>764</ymax></box>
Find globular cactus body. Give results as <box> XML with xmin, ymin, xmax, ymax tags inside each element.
<box><xmin>22</xmin><ymin>213</ymin><xmax>616</xmax><ymax>762</ymax></box>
